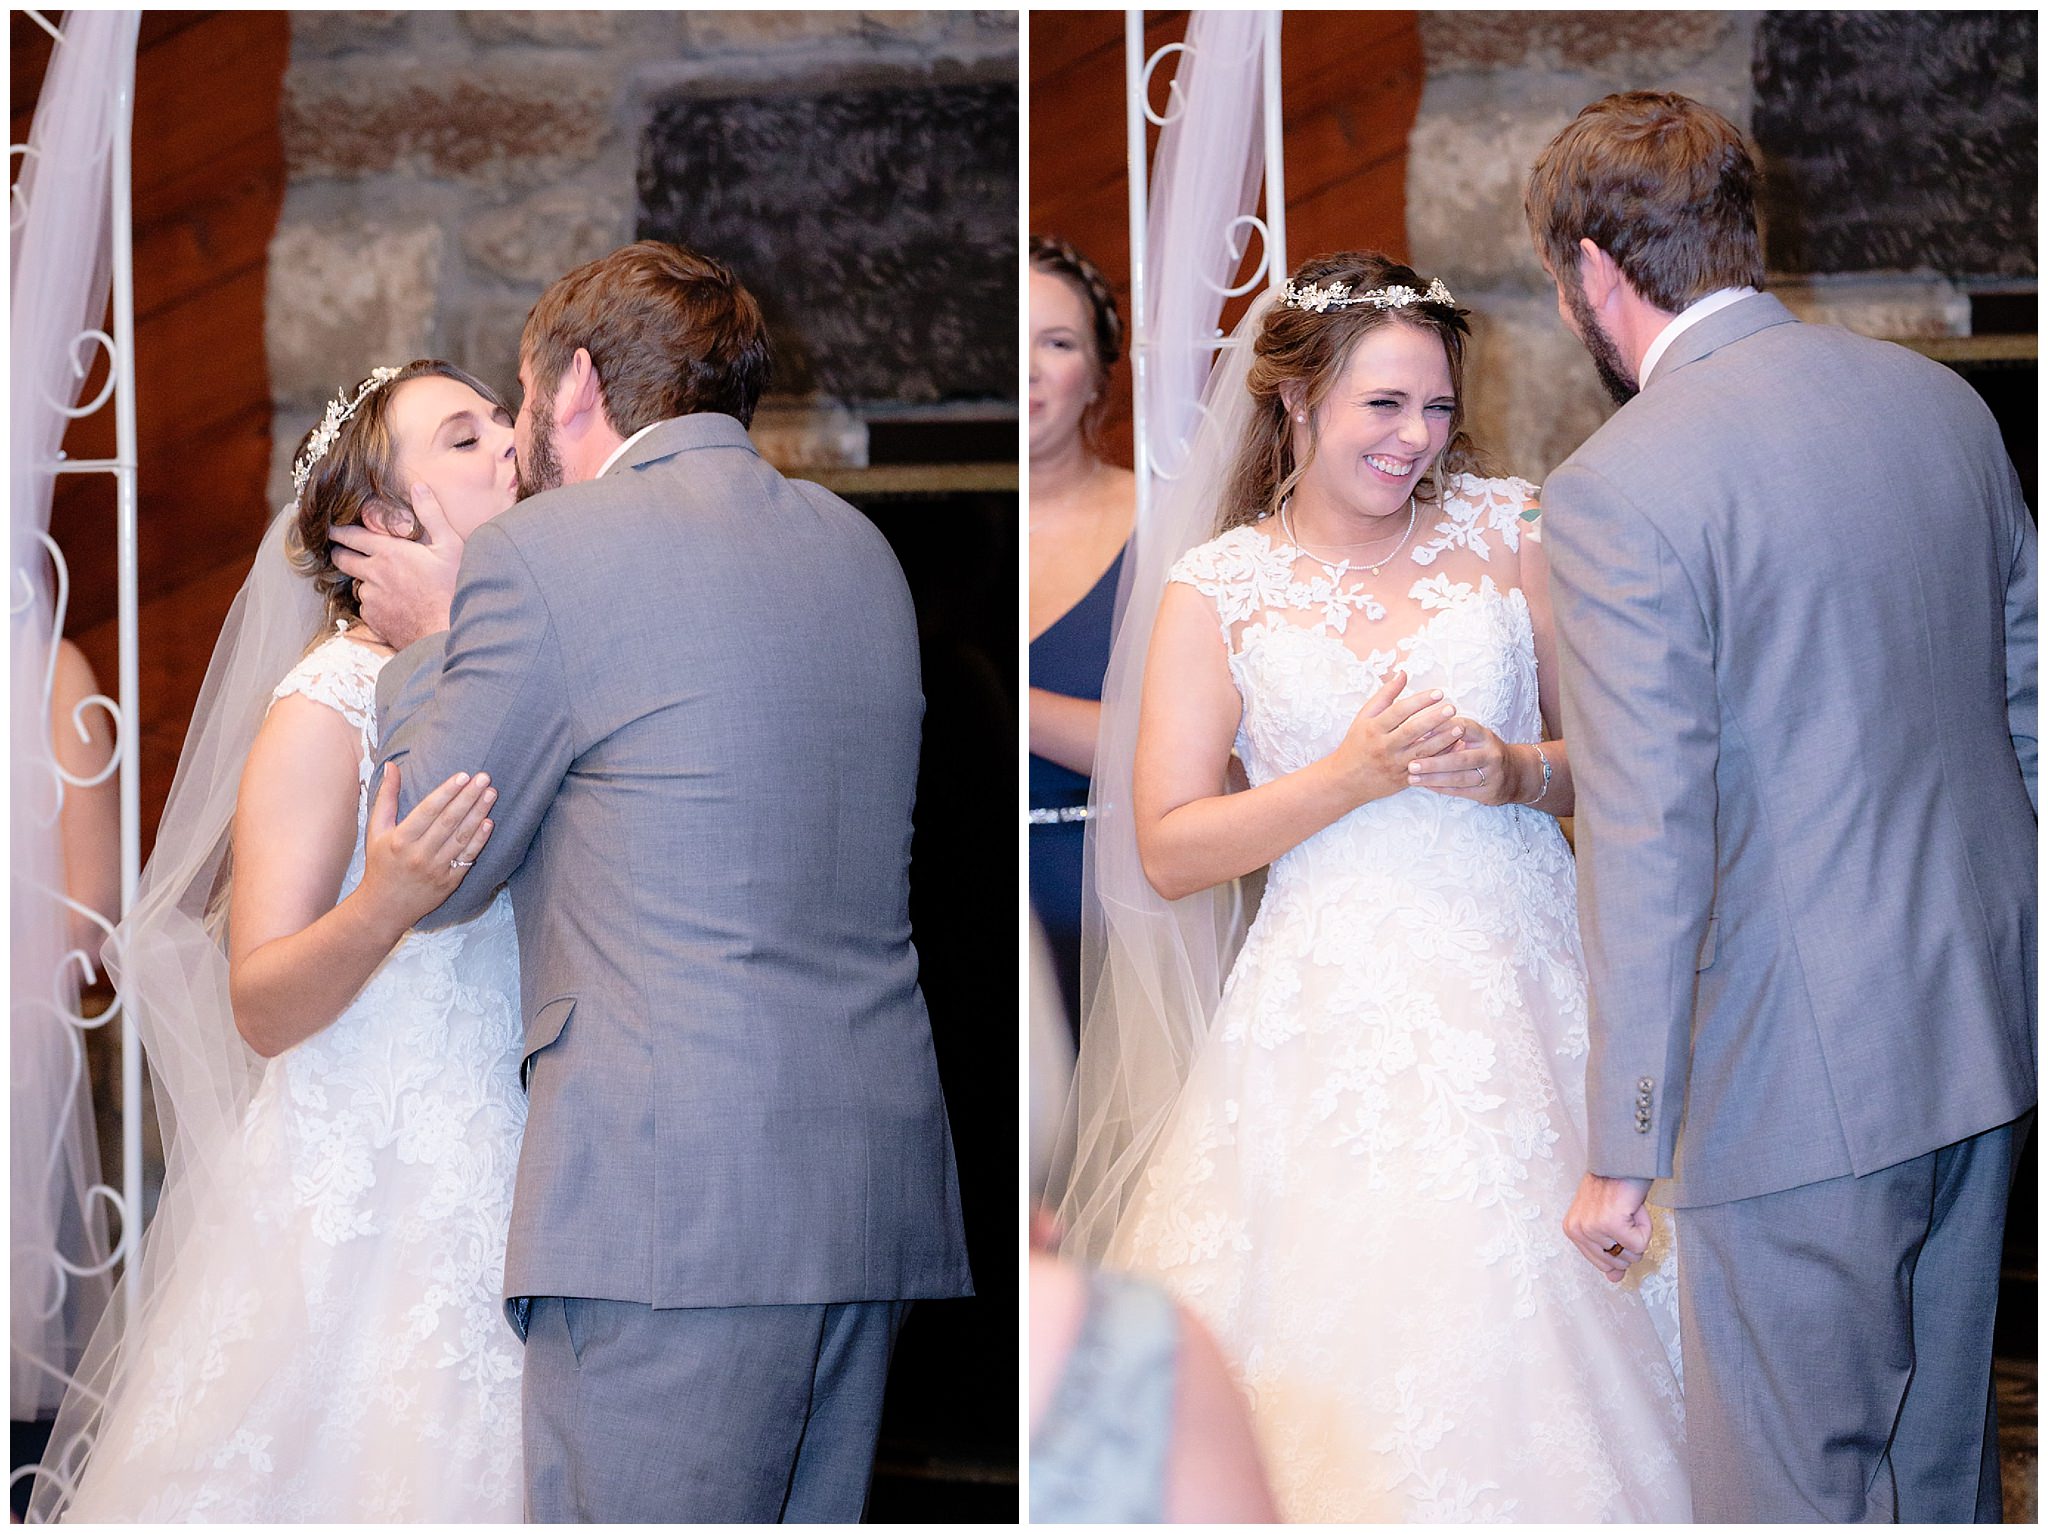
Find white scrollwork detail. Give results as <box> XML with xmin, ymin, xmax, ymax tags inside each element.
<box><xmin>1141</xmin><ymin>42</ymin><xmax>1192</xmax><ymax>127</ymax></box>
<box><xmin>10</xmin><ymin>1422</ymin><xmax>102</xmax><ymax>1511</ymax></box>
<box><xmin>46</xmin><ymin>329</ymin><xmax>120</xmax><ymax>420</ymax></box>
<box><xmin>56</xmin><ymin>693</ymin><xmax>123</xmax><ymax>790</ymax></box>
<box><xmin>13</xmin><ymin>16</ymin><xmax>144</xmax><ymax>1515</ymax></box>
<box><xmin>1147</xmin><ymin>398</ymin><xmax>1214</xmax><ymax>486</ymax></box>
<box><xmin>1200</xmin><ymin>213</ymin><xmax>1274</xmax><ymax>299</ymax></box>
<box><xmin>8</xmin><ymin>1004</ymin><xmax>129</xmax><ymax>1324</ymax></box>
<box><xmin>19</xmin><ymin>530</ymin><xmax>130</xmax><ymax>834</ymax></box>
<box><xmin>10</xmin><ymin>143</ymin><xmax>41</xmax><ymax>231</ymax></box>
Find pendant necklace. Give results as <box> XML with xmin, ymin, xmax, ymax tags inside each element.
<box><xmin>1280</xmin><ymin>494</ymin><xmax>1418</xmax><ymax>579</ymax></box>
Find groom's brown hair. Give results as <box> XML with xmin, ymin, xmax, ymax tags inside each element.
<box><xmin>1524</xmin><ymin>92</ymin><xmax>1766</xmax><ymax>313</ymax></box>
<box><xmin>522</xmin><ymin>241</ymin><xmax>772</xmax><ymax>432</ymax></box>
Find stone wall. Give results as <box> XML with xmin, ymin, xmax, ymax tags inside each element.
<box><xmin>1405</xmin><ymin>11</ymin><xmax>2034</xmax><ymax>481</ymax></box>
<box><xmin>266</xmin><ymin>10</ymin><xmax>1016</xmax><ymax>501</ymax></box>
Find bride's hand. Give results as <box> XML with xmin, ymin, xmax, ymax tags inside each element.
<box><xmin>1407</xmin><ymin>716</ymin><xmax>1525</xmax><ymax>806</ymax></box>
<box><xmin>356</xmin><ymin>763</ymin><xmax>496</xmax><ymax>930</ymax></box>
<box><xmin>1329</xmin><ymin>669</ymin><xmax>1461</xmax><ymax>808</ymax></box>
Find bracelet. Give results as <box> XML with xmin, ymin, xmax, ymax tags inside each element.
<box><xmin>1522</xmin><ymin>742</ymin><xmax>1553</xmax><ymax>806</ymax></box>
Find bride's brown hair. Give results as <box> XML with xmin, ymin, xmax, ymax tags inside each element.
<box><xmin>1216</xmin><ymin>252</ymin><xmax>1485</xmax><ymax>535</ymax></box>
<box><xmin>285</xmin><ymin>359</ymin><xmax>509</xmax><ymax>627</ymax></box>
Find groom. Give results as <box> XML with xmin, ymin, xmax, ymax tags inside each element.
<box><xmin>1528</xmin><ymin>94</ymin><xmax>2035</xmax><ymax>1520</ymax></box>
<box><xmin>332</xmin><ymin>240</ymin><xmax>973</xmax><ymax>1521</ymax></box>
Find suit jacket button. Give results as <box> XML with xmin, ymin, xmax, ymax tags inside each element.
<box><xmin>1638</xmin><ymin>1077</ymin><xmax>1654</xmax><ymax>1091</ymax></box>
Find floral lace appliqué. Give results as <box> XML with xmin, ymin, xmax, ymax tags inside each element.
<box><xmin>64</xmin><ymin>631</ymin><xmax>528</xmax><ymax>1523</ymax></box>
<box><xmin>1122</xmin><ymin>475</ymin><xmax>1687</xmax><ymax>1522</ymax></box>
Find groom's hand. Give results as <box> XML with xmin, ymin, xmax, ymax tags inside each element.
<box><xmin>1563</xmin><ymin>1172</ymin><xmax>1653</xmax><ymax>1282</ymax></box>
<box><xmin>330</xmin><ymin>483</ymin><xmax>464</xmax><ymax>651</ymax></box>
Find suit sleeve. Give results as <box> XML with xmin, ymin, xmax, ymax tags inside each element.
<box><xmin>1541</xmin><ymin>462</ymin><xmax>1719</xmax><ymax>1180</ymax></box>
<box><xmin>1997</xmin><ymin>456</ymin><xmax>2036</xmax><ymax>812</ymax></box>
<box><xmin>374</xmin><ymin>521</ymin><xmax>575</xmax><ymax>929</ymax></box>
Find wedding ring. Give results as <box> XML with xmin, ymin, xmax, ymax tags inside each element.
<box><xmin>1605</xmin><ymin>1242</ymin><xmax>1626</xmax><ymax>1257</ymax></box>
<box><xmin>451</xmin><ymin>857</ymin><xmax>475</xmax><ymax>870</ymax></box>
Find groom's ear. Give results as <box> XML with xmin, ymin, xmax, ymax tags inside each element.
<box><xmin>1576</xmin><ymin>237</ymin><xmax>1623</xmax><ymax>310</ymax></box>
<box><xmin>558</xmin><ymin>348</ymin><xmax>603</xmax><ymax>430</ymax></box>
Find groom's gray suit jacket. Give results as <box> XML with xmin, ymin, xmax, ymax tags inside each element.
<box><xmin>1542</xmin><ymin>294</ymin><xmax>2036</xmax><ymax>1208</ymax></box>
<box><xmin>376</xmin><ymin>412</ymin><xmax>973</xmax><ymax>1321</ymax></box>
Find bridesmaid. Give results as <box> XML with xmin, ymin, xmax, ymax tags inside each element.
<box><xmin>1028</xmin><ymin>236</ymin><xmax>1134</xmax><ymax>1038</ymax></box>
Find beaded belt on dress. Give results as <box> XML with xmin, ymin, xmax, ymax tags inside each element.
<box><xmin>1028</xmin><ymin>804</ymin><xmax>1094</xmax><ymax>826</ymax></box>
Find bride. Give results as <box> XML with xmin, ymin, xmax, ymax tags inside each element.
<box><xmin>29</xmin><ymin>361</ymin><xmax>528</xmax><ymax>1522</ymax></box>
<box><xmin>1054</xmin><ymin>253</ymin><xmax>1689</xmax><ymax>1521</ymax></box>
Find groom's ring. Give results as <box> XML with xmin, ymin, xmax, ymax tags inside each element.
<box><xmin>451</xmin><ymin>857</ymin><xmax>475</xmax><ymax>870</ymax></box>
<box><xmin>1604</xmin><ymin>1242</ymin><xmax>1626</xmax><ymax>1257</ymax></box>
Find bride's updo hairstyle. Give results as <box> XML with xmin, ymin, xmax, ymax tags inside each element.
<box><xmin>1216</xmin><ymin>251</ymin><xmax>1482</xmax><ymax>535</ymax></box>
<box><xmin>285</xmin><ymin>359</ymin><xmax>508</xmax><ymax>625</ymax></box>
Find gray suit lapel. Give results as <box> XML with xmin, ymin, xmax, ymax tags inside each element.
<box><xmin>1643</xmin><ymin>293</ymin><xmax>1801</xmax><ymax>390</ymax></box>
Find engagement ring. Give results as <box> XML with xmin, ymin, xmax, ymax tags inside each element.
<box><xmin>451</xmin><ymin>857</ymin><xmax>474</xmax><ymax>870</ymax></box>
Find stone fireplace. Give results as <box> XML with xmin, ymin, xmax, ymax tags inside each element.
<box><xmin>265</xmin><ymin>10</ymin><xmax>1018</xmax><ymax>499</ymax></box>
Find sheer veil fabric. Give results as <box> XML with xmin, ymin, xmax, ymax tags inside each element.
<box><xmin>1045</xmin><ymin>10</ymin><xmax>1274</xmax><ymax>1258</ymax></box>
<box><xmin>11</xmin><ymin>8</ymin><xmax>137</xmax><ymax>1433</ymax></box>
<box><xmin>1049</xmin><ymin>296</ymin><xmax>1269</xmax><ymax>1260</ymax></box>
<box><xmin>28</xmin><ymin>511</ymin><xmax>328</xmax><ymax>1520</ymax></box>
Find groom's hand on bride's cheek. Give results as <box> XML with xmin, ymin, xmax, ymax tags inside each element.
<box><xmin>330</xmin><ymin>483</ymin><xmax>462</xmax><ymax>650</ymax></box>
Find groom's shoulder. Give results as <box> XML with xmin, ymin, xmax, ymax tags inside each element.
<box><xmin>483</xmin><ymin>478</ymin><xmax>610</xmax><ymax>557</ymax></box>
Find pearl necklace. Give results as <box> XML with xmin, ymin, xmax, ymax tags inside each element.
<box><xmin>1279</xmin><ymin>494</ymin><xmax>1417</xmax><ymax>579</ymax></box>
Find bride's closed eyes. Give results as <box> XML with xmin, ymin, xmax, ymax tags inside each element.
<box><xmin>441</xmin><ymin>408</ymin><xmax>514</xmax><ymax>451</ymax></box>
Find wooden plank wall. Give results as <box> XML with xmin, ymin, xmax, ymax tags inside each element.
<box><xmin>12</xmin><ymin>11</ymin><xmax>290</xmax><ymax>855</ymax></box>
<box><xmin>1030</xmin><ymin>10</ymin><xmax>1423</xmax><ymax>471</ymax></box>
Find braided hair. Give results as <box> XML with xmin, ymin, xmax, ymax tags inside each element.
<box><xmin>1029</xmin><ymin>235</ymin><xmax>1123</xmax><ymax>371</ymax></box>
<box><xmin>1030</xmin><ymin>235</ymin><xmax>1125</xmax><ymax>448</ymax></box>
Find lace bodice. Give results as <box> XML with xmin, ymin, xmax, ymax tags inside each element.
<box><xmin>65</xmin><ymin>627</ymin><xmax>528</xmax><ymax>1521</ymax></box>
<box><xmin>1169</xmin><ymin>475</ymin><xmax>1554</xmax><ymax>907</ymax></box>
<box><xmin>1115</xmin><ymin>475</ymin><xmax>1688</xmax><ymax>1520</ymax></box>
<box><xmin>1170</xmin><ymin>474</ymin><xmax>1544</xmax><ymax>786</ymax></box>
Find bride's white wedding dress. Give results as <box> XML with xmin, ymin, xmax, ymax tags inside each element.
<box><xmin>61</xmin><ymin>632</ymin><xmax>526</xmax><ymax>1523</ymax></box>
<box><xmin>1109</xmin><ymin>475</ymin><xmax>1689</xmax><ymax>1522</ymax></box>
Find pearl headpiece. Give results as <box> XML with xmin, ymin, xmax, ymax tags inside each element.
<box><xmin>1281</xmin><ymin>276</ymin><xmax>1457</xmax><ymax>314</ymax></box>
<box><xmin>291</xmin><ymin>365</ymin><xmax>403</xmax><ymax>510</ymax></box>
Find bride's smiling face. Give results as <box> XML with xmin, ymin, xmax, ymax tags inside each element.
<box><xmin>1291</xmin><ymin>322</ymin><xmax>1457</xmax><ymax>522</ymax></box>
<box><xmin>381</xmin><ymin>375</ymin><xmax>519</xmax><ymax>540</ymax></box>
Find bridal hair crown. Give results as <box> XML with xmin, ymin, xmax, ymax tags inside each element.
<box><xmin>1281</xmin><ymin>276</ymin><xmax>1457</xmax><ymax>314</ymax></box>
<box><xmin>291</xmin><ymin>365</ymin><xmax>403</xmax><ymax>509</ymax></box>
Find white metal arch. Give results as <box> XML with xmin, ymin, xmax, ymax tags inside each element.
<box><xmin>9</xmin><ymin>2</ymin><xmax>145</xmax><ymax>1447</ymax></box>
<box><xmin>1123</xmin><ymin>9</ymin><xmax>1287</xmax><ymax>531</ymax></box>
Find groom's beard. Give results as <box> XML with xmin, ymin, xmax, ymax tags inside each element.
<box><xmin>1565</xmin><ymin>279</ymin><xmax>1640</xmax><ymax>409</ymax></box>
<box><xmin>516</xmin><ymin>409</ymin><xmax>564</xmax><ymax>500</ymax></box>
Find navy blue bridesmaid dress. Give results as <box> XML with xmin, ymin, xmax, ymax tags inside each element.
<box><xmin>1029</xmin><ymin>547</ymin><xmax>1125</xmax><ymax>1039</ymax></box>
